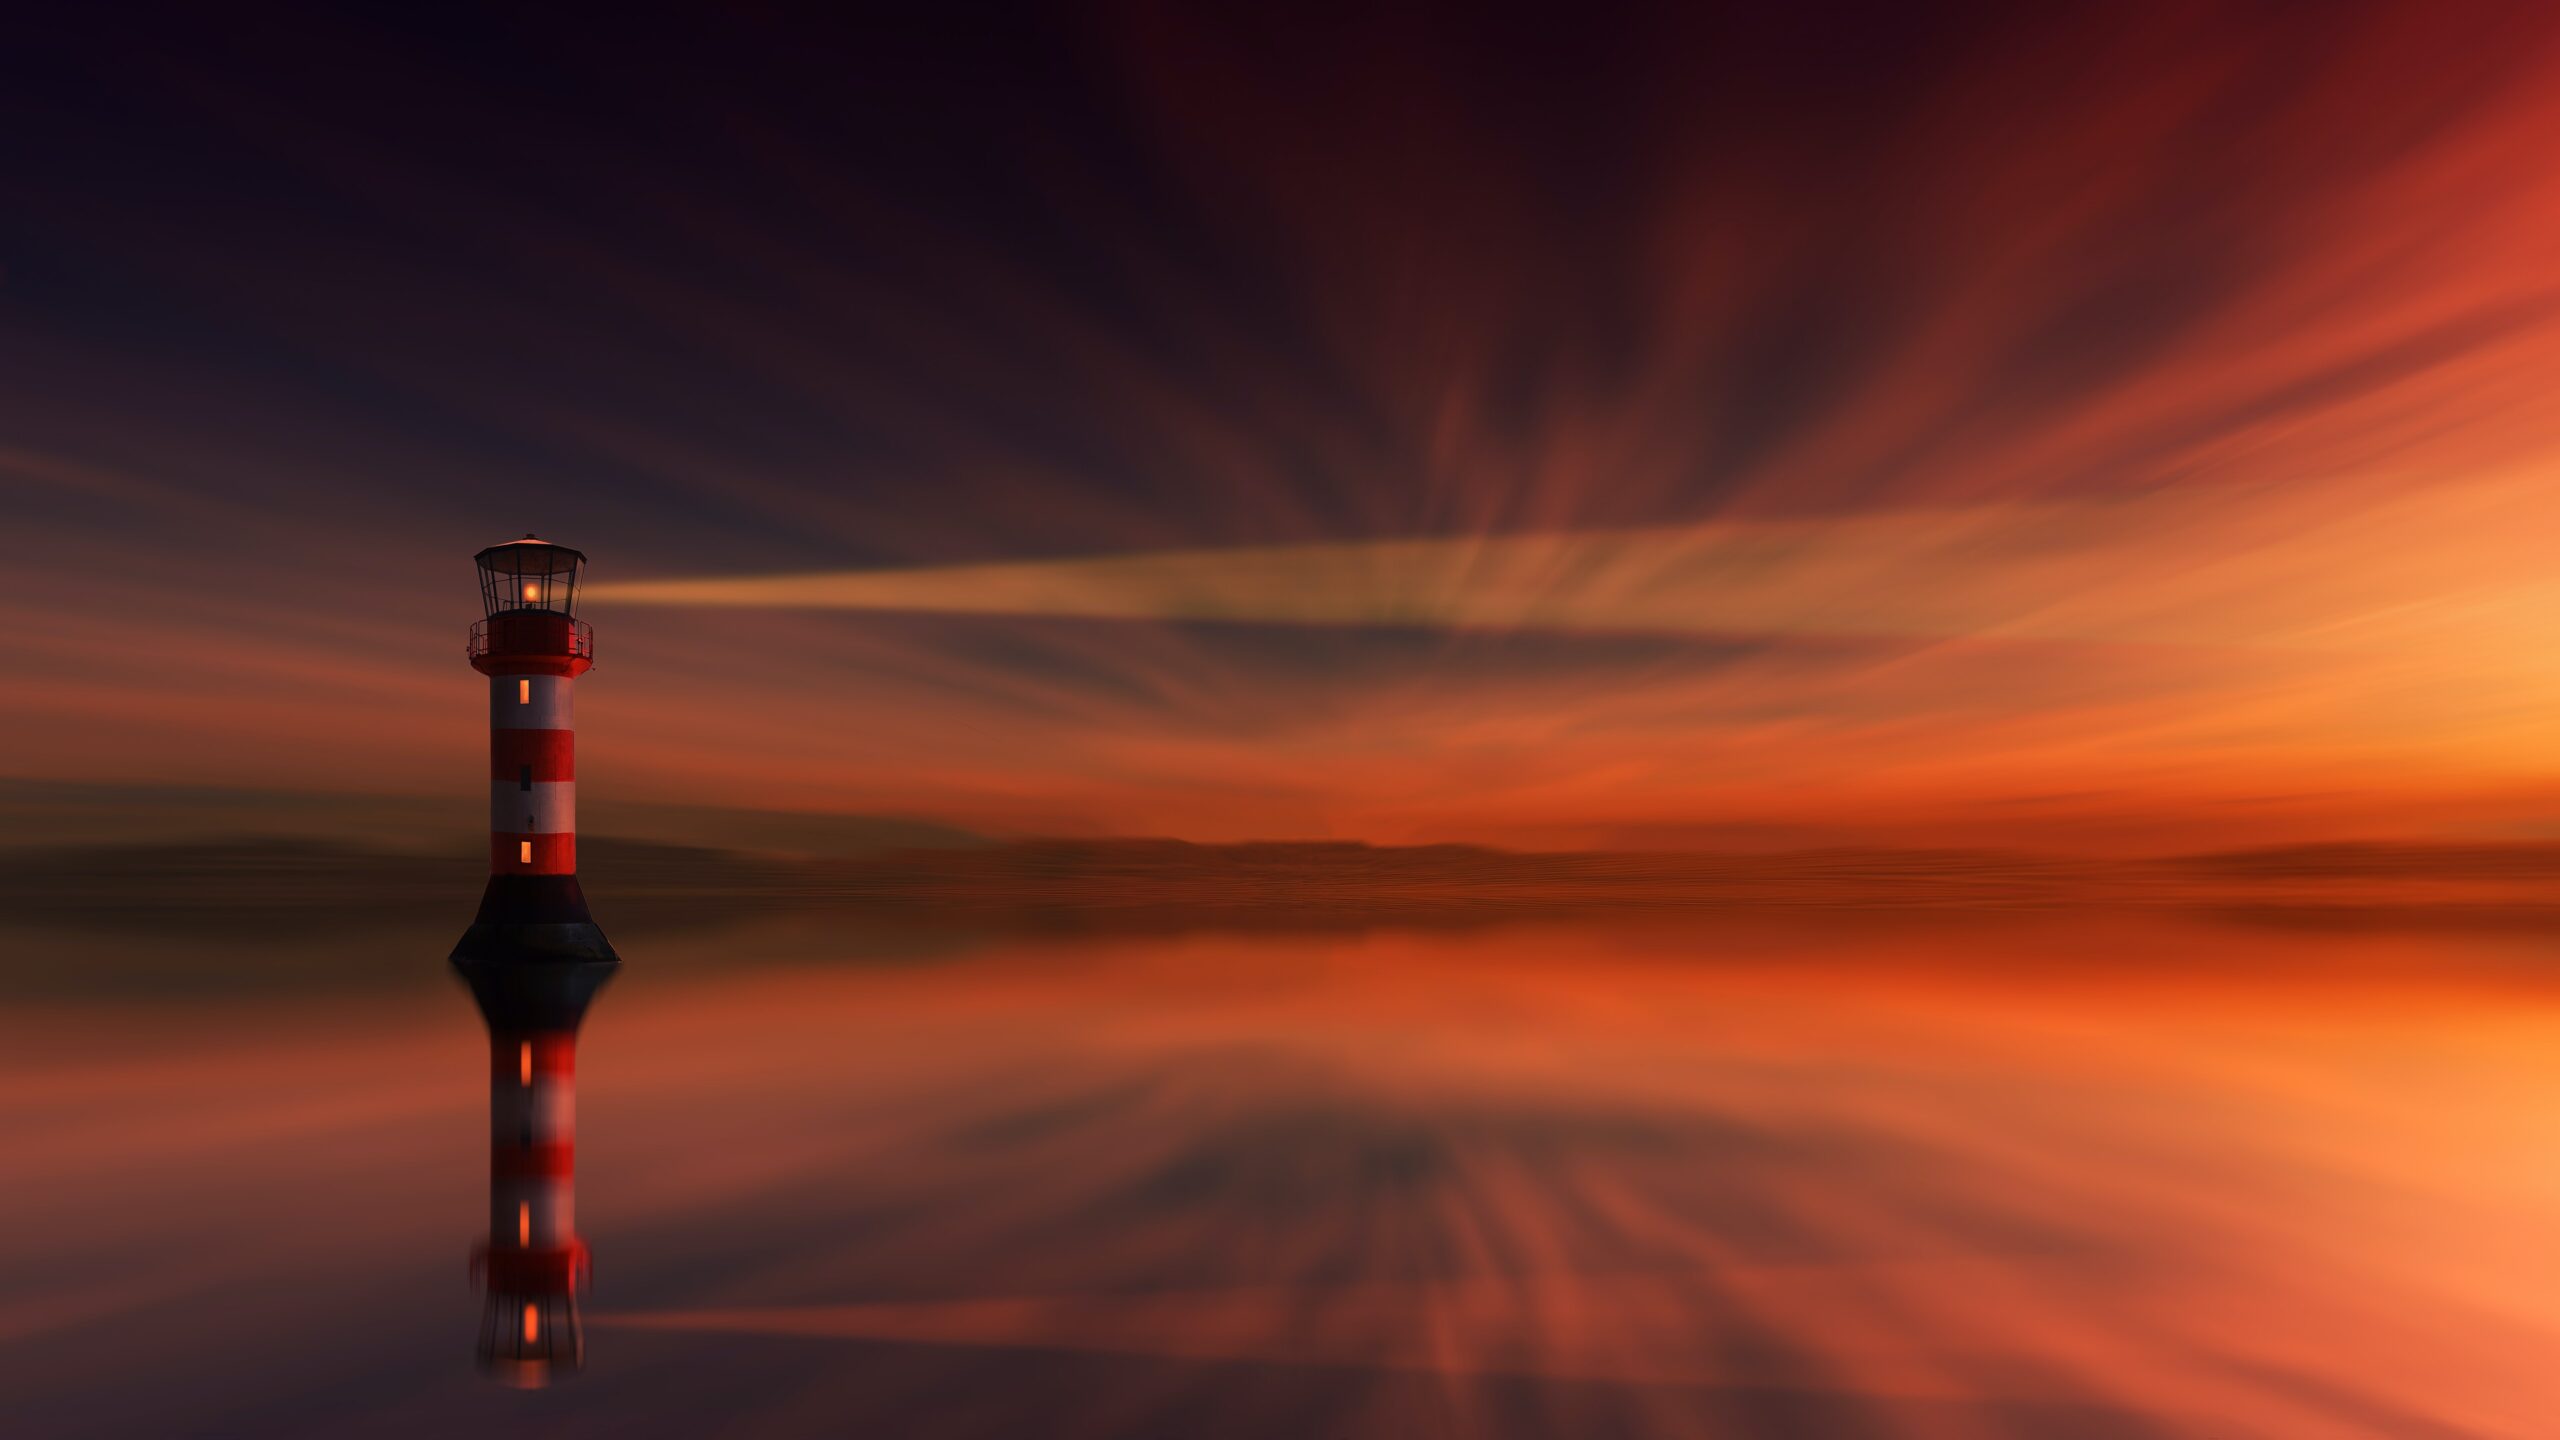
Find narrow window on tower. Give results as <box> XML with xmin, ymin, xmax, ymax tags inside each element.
<box><xmin>520</xmin><ymin>840</ymin><xmax>534</xmax><ymax>864</ymax></box>
<box><xmin>518</xmin><ymin>679</ymin><xmax>531</xmax><ymax>704</ymax></box>
<box><xmin>519</xmin><ymin>764</ymin><xmax>532</xmax><ymax>792</ymax></box>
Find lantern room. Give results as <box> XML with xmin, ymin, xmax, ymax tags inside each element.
<box><xmin>476</xmin><ymin>536</ymin><xmax>587</xmax><ymax>618</ymax></box>
<box><xmin>470</xmin><ymin>535</ymin><xmax>596</xmax><ymax>676</ymax></box>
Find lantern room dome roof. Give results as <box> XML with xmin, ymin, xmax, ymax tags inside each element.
<box><xmin>476</xmin><ymin>535</ymin><xmax>587</xmax><ymax>573</ymax></box>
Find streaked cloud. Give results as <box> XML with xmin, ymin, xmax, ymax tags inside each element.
<box><xmin>10</xmin><ymin>7</ymin><xmax>2560</xmax><ymax>846</ymax></box>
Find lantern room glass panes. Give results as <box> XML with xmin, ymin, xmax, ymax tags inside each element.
<box><xmin>475</xmin><ymin>538</ymin><xmax>586</xmax><ymax>618</ymax></box>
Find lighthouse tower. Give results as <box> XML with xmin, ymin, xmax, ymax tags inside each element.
<box><xmin>452</xmin><ymin>536</ymin><xmax>618</xmax><ymax>967</ymax></box>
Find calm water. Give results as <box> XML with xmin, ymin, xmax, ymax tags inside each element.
<box><xmin>6</xmin><ymin>911</ymin><xmax>2559</xmax><ymax>1437</ymax></box>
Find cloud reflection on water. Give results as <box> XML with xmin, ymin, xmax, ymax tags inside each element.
<box><xmin>3</xmin><ymin>915</ymin><xmax>2556</xmax><ymax>1436</ymax></box>
<box><xmin>569</xmin><ymin>920</ymin><xmax>2560</xmax><ymax>1437</ymax></box>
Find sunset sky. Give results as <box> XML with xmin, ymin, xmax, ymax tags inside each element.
<box><xmin>7</xmin><ymin>3</ymin><xmax>2560</xmax><ymax>851</ymax></box>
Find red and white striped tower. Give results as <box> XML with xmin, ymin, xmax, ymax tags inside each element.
<box><xmin>452</xmin><ymin>536</ymin><xmax>618</xmax><ymax>966</ymax></box>
<box><xmin>463</xmin><ymin>961</ymin><xmax>612</xmax><ymax>1385</ymax></box>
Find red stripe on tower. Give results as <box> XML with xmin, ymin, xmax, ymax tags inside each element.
<box><xmin>490</xmin><ymin>729</ymin><xmax>576</xmax><ymax>782</ymax></box>
<box><xmin>490</xmin><ymin>831</ymin><xmax>579</xmax><ymax>875</ymax></box>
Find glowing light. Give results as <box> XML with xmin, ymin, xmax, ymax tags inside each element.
<box><xmin>520</xmin><ymin>840</ymin><xmax>534</xmax><ymax>864</ymax></box>
<box><xmin>518</xmin><ymin>679</ymin><xmax>530</xmax><ymax>704</ymax></box>
<box><xmin>519</xmin><ymin>1042</ymin><xmax>532</xmax><ymax>1085</ymax></box>
<box><xmin>522</xmin><ymin>1303</ymin><xmax>539</xmax><ymax>1344</ymax></box>
<box><xmin>521</xmin><ymin>581</ymin><xmax>541</xmax><ymax>602</ymax></box>
<box><xmin>518</xmin><ymin>1202</ymin><xmax>531</xmax><ymax>1245</ymax></box>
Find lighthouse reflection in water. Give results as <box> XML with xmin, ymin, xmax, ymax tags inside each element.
<box><xmin>458</xmin><ymin>953</ymin><xmax>613</xmax><ymax>1384</ymax></box>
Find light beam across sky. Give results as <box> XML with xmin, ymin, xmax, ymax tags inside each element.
<box><xmin>591</xmin><ymin>470</ymin><xmax>2557</xmax><ymax>654</ymax></box>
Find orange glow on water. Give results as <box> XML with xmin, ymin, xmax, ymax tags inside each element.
<box><xmin>584</xmin><ymin>924</ymin><xmax>2560</xmax><ymax>1432</ymax></box>
<box><xmin>7</xmin><ymin>914</ymin><xmax>2560</xmax><ymax>1430</ymax></box>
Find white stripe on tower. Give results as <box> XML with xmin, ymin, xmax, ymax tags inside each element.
<box><xmin>490</xmin><ymin>676</ymin><xmax>574</xmax><ymax>731</ymax></box>
<box><xmin>487</xmin><ymin>781</ymin><xmax>576</xmax><ymax>834</ymax></box>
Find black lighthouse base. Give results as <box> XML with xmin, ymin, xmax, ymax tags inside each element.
<box><xmin>450</xmin><ymin>874</ymin><xmax>621</xmax><ymax>969</ymax></box>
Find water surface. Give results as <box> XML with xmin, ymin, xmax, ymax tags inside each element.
<box><xmin>6</xmin><ymin>911</ymin><xmax>2557</xmax><ymax>1437</ymax></box>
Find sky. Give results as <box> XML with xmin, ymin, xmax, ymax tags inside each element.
<box><xmin>6</xmin><ymin>2</ymin><xmax>2560</xmax><ymax>851</ymax></box>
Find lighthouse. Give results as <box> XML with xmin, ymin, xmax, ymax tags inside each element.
<box><xmin>451</xmin><ymin>535</ymin><xmax>619</xmax><ymax>1384</ymax></box>
<box><xmin>452</xmin><ymin>536</ymin><xmax>617</xmax><ymax>967</ymax></box>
